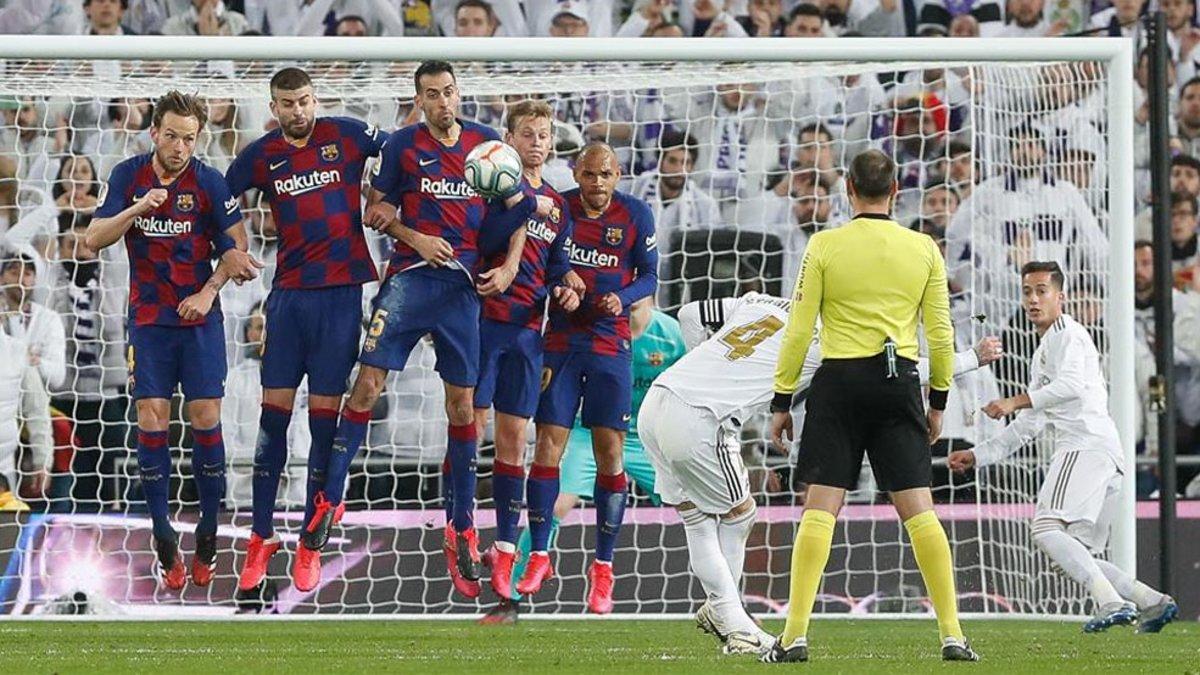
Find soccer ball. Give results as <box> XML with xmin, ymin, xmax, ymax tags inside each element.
<box><xmin>464</xmin><ymin>140</ymin><xmax>523</xmax><ymax>199</ymax></box>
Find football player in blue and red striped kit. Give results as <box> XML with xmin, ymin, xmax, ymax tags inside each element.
<box><xmin>519</xmin><ymin>143</ymin><xmax>659</xmax><ymax>614</ymax></box>
<box><xmin>470</xmin><ymin>99</ymin><xmax>585</xmax><ymax>601</ymax></box>
<box><xmin>323</xmin><ymin>60</ymin><xmax>537</xmax><ymax>598</ymax></box>
<box><xmin>224</xmin><ymin>68</ymin><xmax>387</xmax><ymax>593</ymax></box>
<box><xmin>85</xmin><ymin>91</ymin><xmax>262</xmax><ymax>590</ymax></box>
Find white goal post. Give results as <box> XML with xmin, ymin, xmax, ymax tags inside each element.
<box><xmin>0</xmin><ymin>35</ymin><xmax>1135</xmax><ymax>618</ymax></box>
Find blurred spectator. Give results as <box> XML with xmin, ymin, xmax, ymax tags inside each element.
<box><xmin>915</xmin><ymin>180</ymin><xmax>958</xmax><ymax>239</ymax></box>
<box><xmin>452</xmin><ymin>0</ymin><xmax>499</xmax><ymax>35</ymax></box>
<box><xmin>530</xmin><ymin>0</ymin><xmax>613</xmax><ymax>36</ymax></box>
<box><xmin>946</xmin><ymin>140</ymin><xmax>976</xmax><ymax>200</ymax></box>
<box><xmin>86</xmin><ymin>98</ymin><xmax>153</xmax><ymax>178</ymax></box>
<box><xmin>617</xmin><ymin>0</ymin><xmax>687</xmax><ymax>36</ymax></box>
<box><xmin>124</xmin><ymin>0</ymin><xmax>183</xmax><ymax>35</ymax></box>
<box><xmin>1042</xmin><ymin>0</ymin><xmax>1090</xmax><ymax>35</ymax></box>
<box><xmin>814</xmin><ymin>0</ymin><xmax>904</xmax><ymax>36</ymax></box>
<box><xmin>546</xmin><ymin>3</ymin><xmax>593</xmax><ymax>36</ymax></box>
<box><xmin>783</xmin><ymin>2</ymin><xmax>827</xmax><ymax>36</ymax></box>
<box><xmin>629</xmin><ymin>130</ymin><xmax>721</xmax><ymax>260</ymax></box>
<box><xmin>1176</xmin><ymin>76</ymin><xmax>1200</xmax><ymax>158</ymax></box>
<box><xmin>84</xmin><ymin>0</ymin><xmax>138</xmax><ymax>35</ymax></box>
<box><xmin>675</xmin><ymin>82</ymin><xmax>773</xmax><ymax>216</ymax></box>
<box><xmin>677</xmin><ymin>0</ymin><xmax>750</xmax><ymax>36</ymax></box>
<box><xmin>161</xmin><ymin>0</ymin><xmax>250</xmax><ymax>35</ymax></box>
<box><xmin>197</xmin><ymin>95</ymin><xmax>254</xmax><ymax>173</ymax></box>
<box><xmin>918</xmin><ymin>0</ymin><xmax>1004</xmax><ymax>37</ymax></box>
<box><xmin>998</xmin><ymin>0</ymin><xmax>1061</xmax><ymax>37</ymax></box>
<box><xmin>437</xmin><ymin>0</ymin><xmax>526</xmax><ymax>36</ymax></box>
<box><xmin>1163</xmin><ymin>0</ymin><xmax>1200</xmax><ymax>83</ymax></box>
<box><xmin>0</xmin><ymin>0</ymin><xmax>85</xmax><ymax>34</ymax></box>
<box><xmin>739</xmin><ymin>0</ymin><xmax>787</xmax><ymax>36</ymax></box>
<box><xmin>223</xmin><ymin>303</ymin><xmax>309</xmax><ymax>508</ymax></box>
<box><xmin>1088</xmin><ymin>0</ymin><xmax>1146</xmax><ymax>38</ymax></box>
<box><xmin>335</xmin><ymin>13</ymin><xmax>370</xmax><ymax>35</ymax></box>
<box><xmin>52</xmin><ymin>156</ymin><xmax>100</xmax><ymax>216</ymax></box>
<box><xmin>949</xmin><ymin>13</ymin><xmax>980</xmax><ymax>36</ymax></box>
<box><xmin>1171</xmin><ymin>191</ymin><xmax>1200</xmax><ymax>284</ymax></box>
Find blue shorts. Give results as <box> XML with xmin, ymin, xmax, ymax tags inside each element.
<box><xmin>473</xmin><ymin>319</ymin><xmax>543</xmax><ymax>418</ymax></box>
<box><xmin>128</xmin><ymin>315</ymin><xmax>227</xmax><ymax>401</ymax></box>
<box><xmin>262</xmin><ymin>285</ymin><xmax>363</xmax><ymax>395</ymax></box>
<box><xmin>535</xmin><ymin>351</ymin><xmax>633</xmax><ymax>431</ymax></box>
<box><xmin>359</xmin><ymin>270</ymin><xmax>480</xmax><ymax>387</ymax></box>
<box><xmin>561</xmin><ymin>427</ymin><xmax>659</xmax><ymax>503</ymax></box>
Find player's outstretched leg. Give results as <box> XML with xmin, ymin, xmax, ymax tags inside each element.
<box><xmin>240</xmin><ymin>402</ymin><xmax>290</xmax><ymax>592</ymax></box>
<box><xmin>1092</xmin><ymin>559</ymin><xmax>1177</xmax><ymax>633</ymax></box>
<box><xmin>189</xmin><ymin>419</ymin><xmax>227</xmax><ymax>587</ymax></box>
<box><xmin>1031</xmin><ymin>518</ymin><xmax>1137</xmax><ymax>633</ymax></box>
<box><xmin>136</xmin><ymin>421</ymin><xmax>184</xmax><ymax>591</ymax></box>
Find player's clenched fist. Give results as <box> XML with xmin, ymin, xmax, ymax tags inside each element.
<box><xmin>135</xmin><ymin>188</ymin><xmax>168</xmax><ymax>214</ymax></box>
<box><xmin>412</xmin><ymin>231</ymin><xmax>454</xmax><ymax>267</ymax></box>
<box><xmin>561</xmin><ymin>270</ymin><xmax>585</xmax><ymax>296</ymax></box>
<box><xmin>553</xmin><ymin>284</ymin><xmax>581</xmax><ymax>312</ymax></box>
<box><xmin>177</xmin><ymin>287</ymin><xmax>217</xmax><ymax>322</ymax></box>
<box><xmin>364</xmin><ymin>201</ymin><xmax>396</xmax><ymax>231</ymax></box>
<box><xmin>947</xmin><ymin>449</ymin><xmax>976</xmax><ymax>474</ymax></box>
<box><xmin>973</xmin><ymin>336</ymin><xmax>1003</xmax><ymax>366</ymax></box>
<box><xmin>533</xmin><ymin>195</ymin><xmax>555</xmax><ymax>218</ymax></box>
<box><xmin>599</xmin><ymin>292</ymin><xmax>623</xmax><ymax>316</ymax></box>
<box><xmin>221</xmin><ymin>248</ymin><xmax>264</xmax><ymax>283</ymax></box>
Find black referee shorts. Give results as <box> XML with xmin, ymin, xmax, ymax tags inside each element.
<box><xmin>797</xmin><ymin>353</ymin><xmax>930</xmax><ymax>492</ymax></box>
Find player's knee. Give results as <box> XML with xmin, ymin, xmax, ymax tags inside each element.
<box><xmin>135</xmin><ymin>399</ymin><xmax>169</xmax><ymax>431</ymax></box>
<box><xmin>349</xmin><ymin>368</ymin><xmax>386</xmax><ymax>408</ymax></box>
<box><xmin>445</xmin><ymin>398</ymin><xmax>474</xmax><ymax>427</ymax></box>
<box><xmin>187</xmin><ymin>401</ymin><xmax>221</xmax><ymax>430</ymax></box>
<box><xmin>1031</xmin><ymin>517</ymin><xmax>1066</xmax><ymax>550</ymax></box>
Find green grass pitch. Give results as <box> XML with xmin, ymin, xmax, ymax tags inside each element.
<box><xmin>1</xmin><ymin>619</ymin><xmax>1196</xmax><ymax>673</ymax></box>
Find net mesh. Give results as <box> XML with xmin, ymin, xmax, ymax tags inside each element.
<box><xmin>0</xmin><ymin>56</ymin><xmax>1111</xmax><ymax>617</ymax></box>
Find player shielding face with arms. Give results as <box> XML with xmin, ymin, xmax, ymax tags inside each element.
<box><xmin>223</xmin><ymin>67</ymin><xmax>387</xmax><ymax>594</ymax></box>
<box><xmin>85</xmin><ymin>90</ymin><xmax>261</xmax><ymax>590</ymax></box>
<box><xmin>949</xmin><ymin>262</ymin><xmax>1178</xmax><ymax>634</ymax></box>
<box><xmin>766</xmin><ymin>150</ymin><xmax>976</xmax><ymax>663</ymax></box>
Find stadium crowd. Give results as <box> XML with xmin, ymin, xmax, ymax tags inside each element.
<box><xmin>0</xmin><ymin>0</ymin><xmax>1197</xmax><ymax>520</ymax></box>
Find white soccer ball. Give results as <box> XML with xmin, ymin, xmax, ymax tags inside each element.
<box><xmin>464</xmin><ymin>140</ymin><xmax>523</xmax><ymax>199</ymax></box>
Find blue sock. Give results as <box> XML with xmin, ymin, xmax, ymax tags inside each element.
<box><xmin>527</xmin><ymin>463</ymin><xmax>560</xmax><ymax>551</ymax></box>
<box><xmin>191</xmin><ymin>424</ymin><xmax>226</xmax><ymax>536</ymax></box>
<box><xmin>441</xmin><ymin>459</ymin><xmax>453</xmax><ymax>525</ymax></box>
<box><xmin>511</xmin><ymin>515</ymin><xmax>560</xmax><ymax>601</ymax></box>
<box><xmin>136</xmin><ymin>429</ymin><xmax>174</xmax><ymax>542</ymax></box>
<box><xmin>325</xmin><ymin>406</ymin><xmax>370</xmax><ymax>506</ymax></box>
<box><xmin>593</xmin><ymin>472</ymin><xmax>628</xmax><ymax>563</ymax></box>
<box><xmin>305</xmin><ymin>406</ymin><xmax>339</xmax><ymax>524</ymax></box>
<box><xmin>447</xmin><ymin>423</ymin><xmax>478</xmax><ymax>532</ymax></box>
<box><xmin>252</xmin><ymin>404</ymin><xmax>290</xmax><ymax>538</ymax></box>
<box><xmin>492</xmin><ymin>460</ymin><xmax>525</xmax><ymax>546</ymax></box>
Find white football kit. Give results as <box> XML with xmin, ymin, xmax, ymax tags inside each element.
<box><xmin>971</xmin><ymin>314</ymin><xmax>1124</xmax><ymax>552</ymax></box>
<box><xmin>640</xmin><ymin>292</ymin><xmax>983</xmax><ymax>515</ymax></box>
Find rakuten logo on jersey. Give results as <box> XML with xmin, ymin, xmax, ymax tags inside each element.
<box><xmin>420</xmin><ymin>177</ymin><xmax>477</xmax><ymax>200</ymax></box>
<box><xmin>526</xmin><ymin>219</ymin><xmax>557</xmax><ymax>244</ymax></box>
<box><xmin>135</xmin><ymin>216</ymin><xmax>192</xmax><ymax>237</ymax></box>
<box><xmin>566</xmin><ymin>240</ymin><xmax>618</xmax><ymax>268</ymax></box>
<box><xmin>274</xmin><ymin>169</ymin><xmax>342</xmax><ymax>197</ymax></box>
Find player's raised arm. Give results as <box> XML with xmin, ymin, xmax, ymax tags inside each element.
<box><xmin>85</xmin><ymin>165</ymin><xmax>163</xmax><ymax>251</ymax></box>
<box><xmin>915</xmin><ymin>336</ymin><xmax>1004</xmax><ymax>384</ymax></box>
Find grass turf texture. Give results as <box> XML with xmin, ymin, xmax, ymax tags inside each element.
<box><xmin>1</xmin><ymin>619</ymin><xmax>1196</xmax><ymax>673</ymax></box>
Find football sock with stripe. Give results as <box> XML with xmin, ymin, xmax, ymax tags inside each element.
<box><xmin>252</xmin><ymin>403</ymin><xmax>290</xmax><ymax>538</ymax></box>
<box><xmin>781</xmin><ymin>508</ymin><xmax>835</xmax><ymax>645</ymax></box>
<box><xmin>190</xmin><ymin>424</ymin><xmax>226</xmax><ymax>536</ymax></box>
<box><xmin>136</xmin><ymin>429</ymin><xmax>175</xmax><ymax>542</ymax></box>
<box><xmin>492</xmin><ymin>460</ymin><xmax>525</xmax><ymax>548</ymax></box>
<box><xmin>447</xmin><ymin>423</ymin><xmax>478</xmax><ymax>533</ymax></box>
<box><xmin>1094</xmin><ymin>559</ymin><xmax>1166</xmax><ymax>609</ymax></box>
<box><xmin>905</xmin><ymin>509</ymin><xmax>965</xmax><ymax>641</ymax></box>
<box><xmin>593</xmin><ymin>472</ymin><xmax>628</xmax><ymax>563</ymax></box>
<box><xmin>682</xmin><ymin>507</ymin><xmax>759</xmax><ymax>635</ymax></box>
<box><xmin>325</xmin><ymin>406</ymin><xmax>370</xmax><ymax>506</ymax></box>
<box><xmin>305</xmin><ymin>406</ymin><xmax>339</xmax><ymax>523</ymax></box>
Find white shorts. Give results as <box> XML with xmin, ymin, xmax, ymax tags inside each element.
<box><xmin>637</xmin><ymin>386</ymin><xmax>750</xmax><ymax>515</ymax></box>
<box><xmin>1035</xmin><ymin>450</ymin><xmax>1122</xmax><ymax>553</ymax></box>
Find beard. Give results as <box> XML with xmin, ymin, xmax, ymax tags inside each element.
<box><xmin>283</xmin><ymin>117</ymin><xmax>314</xmax><ymax>140</ymax></box>
<box><xmin>64</xmin><ymin>259</ymin><xmax>100</xmax><ymax>286</ymax></box>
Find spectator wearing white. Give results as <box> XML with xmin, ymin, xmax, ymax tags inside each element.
<box><xmin>0</xmin><ymin>0</ymin><xmax>85</xmax><ymax>34</ymax></box>
<box><xmin>917</xmin><ymin>0</ymin><xmax>1004</xmax><ymax>37</ymax></box>
<box><xmin>0</xmin><ymin>98</ymin><xmax>66</xmax><ymax>195</ymax></box>
<box><xmin>84</xmin><ymin>0</ymin><xmax>137</xmax><ymax>34</ymax></box>
<box><xmin>946</xmin><ymin>141</ymin><xmax>976</xmax><ymax>201</ymax></box>
<box><xmin>1175</xmin><ymin>76</ymin><xmax>1200</xmax><ymax>159</ymax></box>
<box><xmin>916</xmin><ymin>180</ymin><xmax>959</xmax><ymax>240</ymax></box>
<box><xmin>1088</xmin><ymin>0</ymin><xmax>1146</xmax><ymax>39</ymax></box>
<box><xmin>948</xmin><ymin>12</ymin><xmax>979</xmax><ymax>36</ymax></box>
<box><xmin>161</xmin><ymin>0</ymin><xmax>249</xmax><ymax>35</ymax></box>
<box><xmin>997</xmin><ymin>0</ymin><xmax>1066</xmax><ymax>36</ymax></box>
<box><xmin>630</xmin><ymin>131</ymin><xmax>721</xmax><ymax>264</ymax></box>
<box><xmin>85</xmin><ymin>99</ymin><xmax>153</xmax><ymax>180</ymax></box>
<box><xmin>673</xmin><ymin>0</ymin><xmax>751</xmax><ymax>36</ymax></box>
<box><xmin>53</xmin><ymin>155</ymin><xmax>101</xmax><ymax>217</ymax></box>
<box><xmin>1170</xmin><ymin>191</ymin><xmax>1200</xmax><ymax>277</ymax></box>
<box><xmin>1136</xmin><ymin>154</ymin><xmax>1200</xmax><ymax>240</ymax></box>
<box><xmin>123</xmin><ymin>0</ymin><xmax>186</xmax><ymax>34</ymax></box>
<box><xmin>737</xmin><ymin>169</ymin><xmax>831</xmax><ymax>289</ymax></box>
<box><xmin>530</xmin><ymin>0</ymin><xmax>613</xmax><ymax>36</ymax></box>
<box><xmin>618</xmin><ymin>0</ymin><xmax>691</xmax><ymax>36</ymax></box>
<box><xmin>815</xmin><ymin>0</ymin><xmax>904</xmax><ymax>37</ymax></box>
<box><xmin>436</xmin><ymin>0</ymin><xmax>526</xmax><ymax>36</ymax></box>
<box><xmin>783</xmin><ymin>2</ymin><xmax>829</xmax><ymax>36</ymax></box>
<box><xmin>224</xmin><ymin>305</ymin><xmax>310</xmax><ymax>508</ymax></box>
<box><xmin>739</xmin><ymin>0</ymin><xmax>787</xmax><ymax>36</ymax></box>
<box><xmin>1162</xmin><ymin>0</ymin><xmax>1200</xmax><ymax>79</ymax></box>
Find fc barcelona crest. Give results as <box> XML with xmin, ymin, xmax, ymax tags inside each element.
<box><xmin>321</xmin><ymin>143</ymin><xmax>340</xmax><ymax>161</ymax></box>
<box><xmin>176</xmin><ymin>193</ymin><xmax>194</xmax><ymax>212</ymax></box>
<box><xmin>549</xmin><ymin>207</ymin><xmax>561</xmax><ymax>224</ymax></box>
<box><xmin>605</xmin><ymin>226</ymin><xmax>623</xmax><ymax>246</ymax></box>
<box><xmin>648</xmin><ymin>351</ymin><xmax>664</xmax><ymax>367</ymax></box>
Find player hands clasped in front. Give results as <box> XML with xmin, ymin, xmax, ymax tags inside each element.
<box><xmin>949</xmin><ymin>262</ymin><xmax>1178</xmax><ymax>634</ymax></box>
<box><xmin>85</xmin><ymin>91</ymin><xmax>261</xmax><ymax>590</ymax></box>
<box><xmin>640</xmin><ymin>292</ymin><xmax>1001</xmax><ymax>657</ymax></box>
<box><xmin>224</xmin><ymin>68</ymin><xmax>386</xmax><ymax>594</ymax></box>
<box><xmin>469</xmin><ymin>100</ymin><xmax>584</xmax><ymax>601</ymax></box>
<box><xmin>521</xmin><ymin>143</ymin><xmax>658</xmax><ymax>614</ymax></box>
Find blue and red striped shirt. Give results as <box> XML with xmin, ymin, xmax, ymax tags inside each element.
<box><xmin>226</xmin><ymin>116</ymin><xmax>385</xmax><ymax>290</ymax></box>
<box><xmin>544</xmin><ymin>190</ymin><xmax>658</xmax><ymax>355</ymax></box>
<box><xmin>481</xmin><ymin>181</ymin><xmax>574</xmax><ymax>331</ymax></box>
<box><xmin>96</xmin><ymin>154</ymin><xmax>241</xmax><ymax>327</ymax></box>
<box><xmin>370</xmin><ymin>119</ymin><xmax>500</xmax><ymax>282</ymax></box>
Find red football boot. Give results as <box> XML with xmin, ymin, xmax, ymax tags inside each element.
<box><xmin>238</xmin><ymin>533</ymin><xmax>282</xmax><ymax>592</ymax></box>
<box><xmin>587</xmin><ymin>561</ymin><xmax>615</xmax><ymax>615</ymax></box>
<box><xmin>489</xmin><ymin>546</ymin><xmax>518</xmax><ymax>600</ymax></box>
<box><xmin>154</xmin><ymin>535</ymin><xmax>186</xmax><ymax>591</ymax></box>
<box><xmin>515</xmin><ymin>551</ymin><xmax>554</xmax><ymax>597</ymax></box>
<box><xmin>300</xmin><ymin>492</ymin><xmax>346</xmax><ymax>552</ymax></box>
<box><xmin>292</xmin><ymin>543</ymin><xmax>321</xmax><ymax>592</ymax></box>
<box><xmin>443</xmin><ymin>524</ymin><xmax>480</xmax><ymax>599</ymax></box>
<box><xmin>191</xmin><ymin>531</ymin><xmax>218</xmax><ymax>587</ymax></box>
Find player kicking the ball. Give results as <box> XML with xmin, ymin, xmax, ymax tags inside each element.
<box><xmin>224</xmin><ymin>67</ymin><xmax>387</xmax><ymax>594</ymax></box>
<box><xmin>639</xmin><ymin>291</ymin><xmax>1001</xmax><ymax>656</ymax></box>
<box><xmin>519</xmin><ymin>143</ymin><xmax>658</xmax><ymax>614</ymax></box>
<box><xmin>86</xmin><ymin>91</ymin><xmax>261</xmax><ymax>590</ymax></box>
<box><xmin>949</xmin><ymin>261</ymin><xmax>1178</xmax><ymax>634</ymax></box>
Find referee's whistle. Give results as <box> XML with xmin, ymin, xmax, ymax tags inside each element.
<box><xmin>884</xmin><ymin>337</ymin><xmax>898</xmax><ymax>380</ymax></box>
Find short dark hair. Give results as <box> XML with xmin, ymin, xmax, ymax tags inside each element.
<box><xmin>1134</xmin><ymin>238</ymin><xmax>1154</xmax><ymax>252</ymax></box>
<box><xmin>1020</xmin><ymin>261</ymin><xmax>1065</xmax><ymax>290</ymax></box>
<box><xmin>415</xmin><ymin>61</ymin><xmax>456</xmax><ymax>93</ymax></box>
<box><xmin>336</xmin><ymin>14</ymin><xmax>369</xmax><ymax>31</ymax></box>
<box><xmin>788</xmin><ymin>3</ymin><xmax>823</xmax><ymax>23</ymax></box>
<box><xmin>847</xmin><ymin>149</ymin><xmax>896</xmax><ymax>199</ymax></box>
<box><xmin>1008</xmin><ymin>122</ymin><xmax>1043</xmax><ymax>145</ymax></box>
<box><xmin>84</xmin><ymin>0</ymin><xmax>129</xmax><ymax>7</ymax></box>
<box><xmin>151</xmin><ymin>90</ymin><xmax>207</xmax><ymax>129</ymax></box>
<box><xmin>0</xmin><ymin>251</ymin><xmax>36</xmax><ymax>275</ymax></box>
<box><xmin>797</xmin><ymin>122</ymin><xmax>831</xmax><ymax>143</ymax></box>
<box><xmin>455</xmin><ymin>0</ymin><xmax>496</xmax><ymax>20</ymax></box>
<box><xmin>1181</xmin><ymin>75</ymin><xmax>1200</xmax><ymax>98</ymax></box>
<box><xmin>270</xmin><ymin>67</ymin><xmax>313</xmax><ymax>96</ymax></box>
<box><xmin>948</xmin><ymin>141</ymin><xmax>972</xmax><ymax>158</ymax></box>
<box><xmin>1171</xmin><ymin>190</ymin><xmax>1198</xmax><ymax>214</ymax></box>
<box><xmin>659</xmin><ymin>130</ymin><xmax>699</xmax><ymax>165</ymax></box>
<box><xmin>1171</xmin><ymin>153</ymin><xmax>1200</xmax><ymax>174</ymax></box>
<box><xmin>59</xmin><ymin>211</ymin><xmax>92</xmax><ymax>235</ymax></box>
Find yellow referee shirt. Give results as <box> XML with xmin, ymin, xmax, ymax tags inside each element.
<box><xmin>773</xmin><ymin>213</ymin><xmax>954</xmax><ymax>403</ymax></box>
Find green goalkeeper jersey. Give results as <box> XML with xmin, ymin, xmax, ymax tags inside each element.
<box><xmin>629</xmin><ymin>309</ymin><xmax>688</xmax><ymax>436</ymax></box>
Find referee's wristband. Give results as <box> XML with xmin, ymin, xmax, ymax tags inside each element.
<box><xmin>770</xmin><ymin>392</ymin><xmax>793</xmax><ymax>414</ymax></box>
<box><xmin>928</xmin><ymin>388</ymin><xmax>948</xmax><ymax>412</ymax></box>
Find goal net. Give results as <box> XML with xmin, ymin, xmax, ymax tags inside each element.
<box><xmin>0</xmin><ymin>40</ymin><xmax>1133</xmax><ymax>618</ymax></box>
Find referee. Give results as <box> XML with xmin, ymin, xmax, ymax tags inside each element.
<box><xmin>762</xmin><ymin>150</ymin><xmax>978</xmax><ymax>664</ymax></box>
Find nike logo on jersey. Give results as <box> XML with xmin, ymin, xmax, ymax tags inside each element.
<box><xmin>269</xmin><ymin>159</ymin><xmax>288</xmax><ymax>171</ymax></box>
<box><xmin>419</xmin><ymin>157</ymin><xmax>438</xmax><ymax>167</ymax></box>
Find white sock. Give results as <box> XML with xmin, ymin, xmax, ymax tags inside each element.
<box><xmin>680</xmin><ymin>507</ymin><xmax>758</xmax><ymax>635</ymax></box>
<box><xmin>1094</xmin><ymin>559</ymin><xmax>1166</xmax><ymax>610</ymax></box>
<box><xmin>1032</xmin><ymin>522</ymin><xmax>1123</xmax><ymax>608</ymax></box>
<box><xmin>718</xmin><ymin>505</ymin><xmax>756</xmax><ymax>587</ymax></box>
